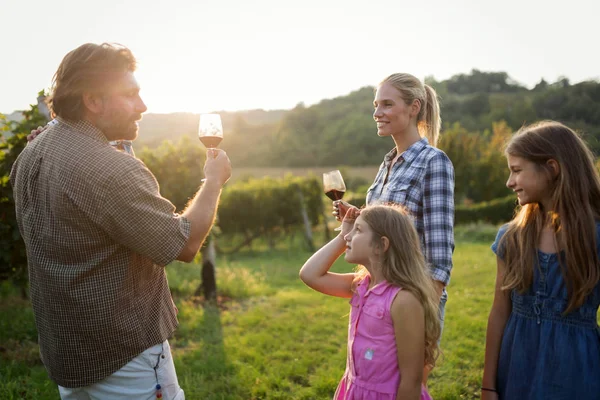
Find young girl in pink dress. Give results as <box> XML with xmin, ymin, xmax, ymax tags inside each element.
<box><xmin>300</xmin><ymin>204</ymin><xmax>441</xmax><ymax>400</ymax></box>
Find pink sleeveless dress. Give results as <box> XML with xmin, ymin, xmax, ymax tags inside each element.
<box><xmin>334</xmin><ymin>276</ymin><xmax>432</xmax><ymax>400</ymax></box>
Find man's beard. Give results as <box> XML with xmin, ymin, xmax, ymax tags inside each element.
<box><xmin>98</xmin><ymin>111</ymin><xmax>140</xmax><ymax>141</ymax></box>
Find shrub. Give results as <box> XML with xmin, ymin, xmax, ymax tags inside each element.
<box><xmin>217</xmin><ymin>175</ymin><xmax>323</xmax><ymax>238</ymax></box>
<box><xmin>455</xmin><ymin>195</ymin><xmax>518</xmax><ymax>225</ymax></box>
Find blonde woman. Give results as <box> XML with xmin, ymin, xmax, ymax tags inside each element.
<box><xmin>336</xmin><ymin>73</ymin><xmax>454</xmax><ymax>383</ymax></box>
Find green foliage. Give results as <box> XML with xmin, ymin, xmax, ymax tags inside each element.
<box><xmin>443</xmin><ymin>70</ymin><xmax>527</xmax><ymax>95</ymax></box>
<box><xmin>0</xmin><ymin>96</ymin><xmax>49</xmax><ymax>290</ymax></box>
<box><xmin>217</xmin><ymin>175</ymin><xmax>323</xmax><ymax>244</ymax></box>
<box><xmin>138</xmin><ymin>136</ymin><xmax>206</xmax><ymax>211</ymax></box>
<box><xmin>438</xmin><ymin>121</ymin><xmax>513</xmax><ymax>203</ymax></box>
<box><xmin>334</xmin><ymin>166</ymin><xmax>370</xmax><ymax>192</ymax></box>
<box><xmin>454</xmin><ymin>222</ymin><xmax>501</xmax><ymax>244</ymax></box>
<box><xmin>343</xmin><ymin>191</ymin><xmax>367</xmax><ymax>208</ymax></box>
<box><xmin>341</xmin><ymin>191</ymin><xmax>517</xmax><ymax>229</ymax></box>
<box><xmin>270</xmin><ymin>88</ymin><xmax>394</xmax><ymax>167</ymax></box>
<box><xmin>455</xmin><ymin>195</ymin><xmax>518</xmax><ymax>225</ymax></box>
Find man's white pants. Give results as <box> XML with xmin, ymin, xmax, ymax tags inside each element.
<box><xmin>58</xmin><ymin>340</ymin><xmax>184</xmax><ymax>400</ymax></box>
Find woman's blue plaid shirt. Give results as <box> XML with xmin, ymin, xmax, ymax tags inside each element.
<box><xmin>367</xmin><ymin>138</ymin><xmax>455</xmax><ymax>285</ymax></box>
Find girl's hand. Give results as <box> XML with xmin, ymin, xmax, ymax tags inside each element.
<box><xmin>340</xmin><ymin>206</ymin><xmax>360</xmax><ymax>236</ymax></box>
<box><xmin>299</xmin><ymin>205</ymin><xmax>357</xmax><ymax>299</ymax></box>
<box><xmin>332</xmin><ymin>200</ymin><xmax>351</xmax><ymax>221</ymax></box>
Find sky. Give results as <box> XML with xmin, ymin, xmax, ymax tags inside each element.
<box><xmin>1</xmin><ymin>0</ymin><xmax>598</xmax><ymax>115</ymax></box>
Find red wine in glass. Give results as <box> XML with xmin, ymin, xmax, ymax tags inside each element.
<box><xmin>323</xmin><ymin>170</ymin><xmax>347</xmax><ymax>231</ymax></box>
<box><xmin>325</xmin><ymin>189</ymin><xmax>345</xmax><ymax>201</ymax></box>
<box><xmin>198</xmin><ymin>113</ymin><xmax>223</xmax><ymax>148</ymax></box>
<box><xmin>199</xmin><ymin>136</ymin><xmax>222</xmax><ymax>149</ymax></box>
<box><xmin>199</xmin><ymin>113</ymin><xmax>224</xmax><ymax>182</ymax></box>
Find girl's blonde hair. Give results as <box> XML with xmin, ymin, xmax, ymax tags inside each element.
<box><xmin>380</xmin><ymin>73</ymin><xmax>441</xmax><ymax>147</ymax></box>
<box><xmin>501</xmin><ymin>121</ymin><xmax>600</xmax><ymax>314</ymax></box>
<box><xmin>353</xmin><ymin>205</ymin><xmax>441</xmax><ymax>366</ymax></box>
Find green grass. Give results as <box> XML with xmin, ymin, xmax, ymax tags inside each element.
<box><xmin>0</xmin><ymin>227</ymin><xmax>540</xmax><ymax>399</ymax></box>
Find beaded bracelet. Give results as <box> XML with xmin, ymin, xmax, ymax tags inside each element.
<box><xmin>481</xmin><ymin>387</ymin><xmax>498</xmax><ymax>393</ymax></box>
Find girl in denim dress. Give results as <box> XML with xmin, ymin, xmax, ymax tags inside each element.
<box><xmin>300</xmin><ymin>205</ymin><xmax>441</xmax><ymax>400</ymax></box>
<box><xmin>482</xmin><ymin>121</ymin><xmax>600</xmax><ymax>400</ymax></box>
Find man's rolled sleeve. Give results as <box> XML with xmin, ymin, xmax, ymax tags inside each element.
<box><xmin>423</xmin><ymin>152</ymin><xmax>455</xmax><ymax>286</ymax></box>
<box><xmin>99</xmin><ymin>161</ymin><xmax>191</xmax><ymax>266</ymax></box>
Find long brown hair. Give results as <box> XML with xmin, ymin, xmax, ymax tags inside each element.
<box><xmin>354</xmin><ymin>205</ymin><xmax>441</xmax><ymax>366</ymax></box>
<box><xmin>379</xmin><ymin>73</ymin><xmax>441</xmax><ymax>147</ymax></box>
<box><xmin>48</xmin><ymin>43</ymin><xmax>137</xmax><ymax>121</ymax></box>
<box><xmin>501</xmin><ymin>121</ymin><xmax>600</xmax><ymax>313</ymax></box>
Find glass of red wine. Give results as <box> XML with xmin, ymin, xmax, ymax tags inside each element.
<box><xmin>199</xmin><ymin>113</ymin><xmax>223</xmax><ymax>148</ymax></box>
<box><xmin>323</xmin><ymin>170</ymin><xmax>346</xmax><ymax>231</ymax></box>
<box><xmin>199</xmin><ymin>113</ymin><xmax>224</xmax><ymax>181</ymax></box>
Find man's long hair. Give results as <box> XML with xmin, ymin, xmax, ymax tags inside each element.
<box><xmin>48</xmin><ymin>43</ymin><xmax>136</xmax><ymax>121</ymax></box>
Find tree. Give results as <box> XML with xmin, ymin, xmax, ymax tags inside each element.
<box><xmin>438</xmin><ymin>123</ymin><xmax>481</xmax><ymax>203</ymax></box>
<box><xmin>475</xmin><ymin>121</ymin><xmax>513</xmax><ymax>201</ymax></box>
<box><xmin>439</xmin><ymin>121</ymin><xmax>512</xmax><ymax>204</ymax></box>
<box><xmin>0</xmin><ymin>94</ymin><xmax>49</xmax><ymax>296</ymax></box>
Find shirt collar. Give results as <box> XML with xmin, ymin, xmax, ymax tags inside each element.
<box><xmin>383</xmin><ymin>137</ymin><xmax>429</xmax><ymax>166</ymax></box>
<box><xmin>57</xmin><ymin>117</ymin><xmax>110</xmax><ymax>145</ymax></box>
<box><xmin>359</xmin><ymin>275</ymin><xmax>393</xmax><ymax>297</ymax></box>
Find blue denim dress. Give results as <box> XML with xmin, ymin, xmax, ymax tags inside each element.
<box><xmin>491</xmin><ymin>224</ymin><xmax>600</xmax><ymax>400</ymax></box>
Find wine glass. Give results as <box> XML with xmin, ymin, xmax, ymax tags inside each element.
<box><xmin>323</xmin><ymin>170</ymin><xmax>347</xmax><ymax>231</ymax></box>
<box><xmin>198</xmin><ymin>113</ymin><xmax>223</xmax><ymax>149</ymax></box>
<box><xmin>198</xmin><ymin>113</ymin><xmax>224</xmax><ymax>181</ymax></box>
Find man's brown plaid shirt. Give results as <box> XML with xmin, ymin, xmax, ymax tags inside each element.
<box><xmin>10</xmin><ymin>118</ymin><xmax>191</xmax><ymax>388</ymax></box>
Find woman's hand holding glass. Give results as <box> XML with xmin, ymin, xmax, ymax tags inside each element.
<box><xmin>323</xmin><ymin>170</ymin><xmax>346</xmax><ymax>231</ymax></box>
<box><xmin>333</xmin><ymin>200</ymin><xmax>352</xmax><ymax>222</ymax></box>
